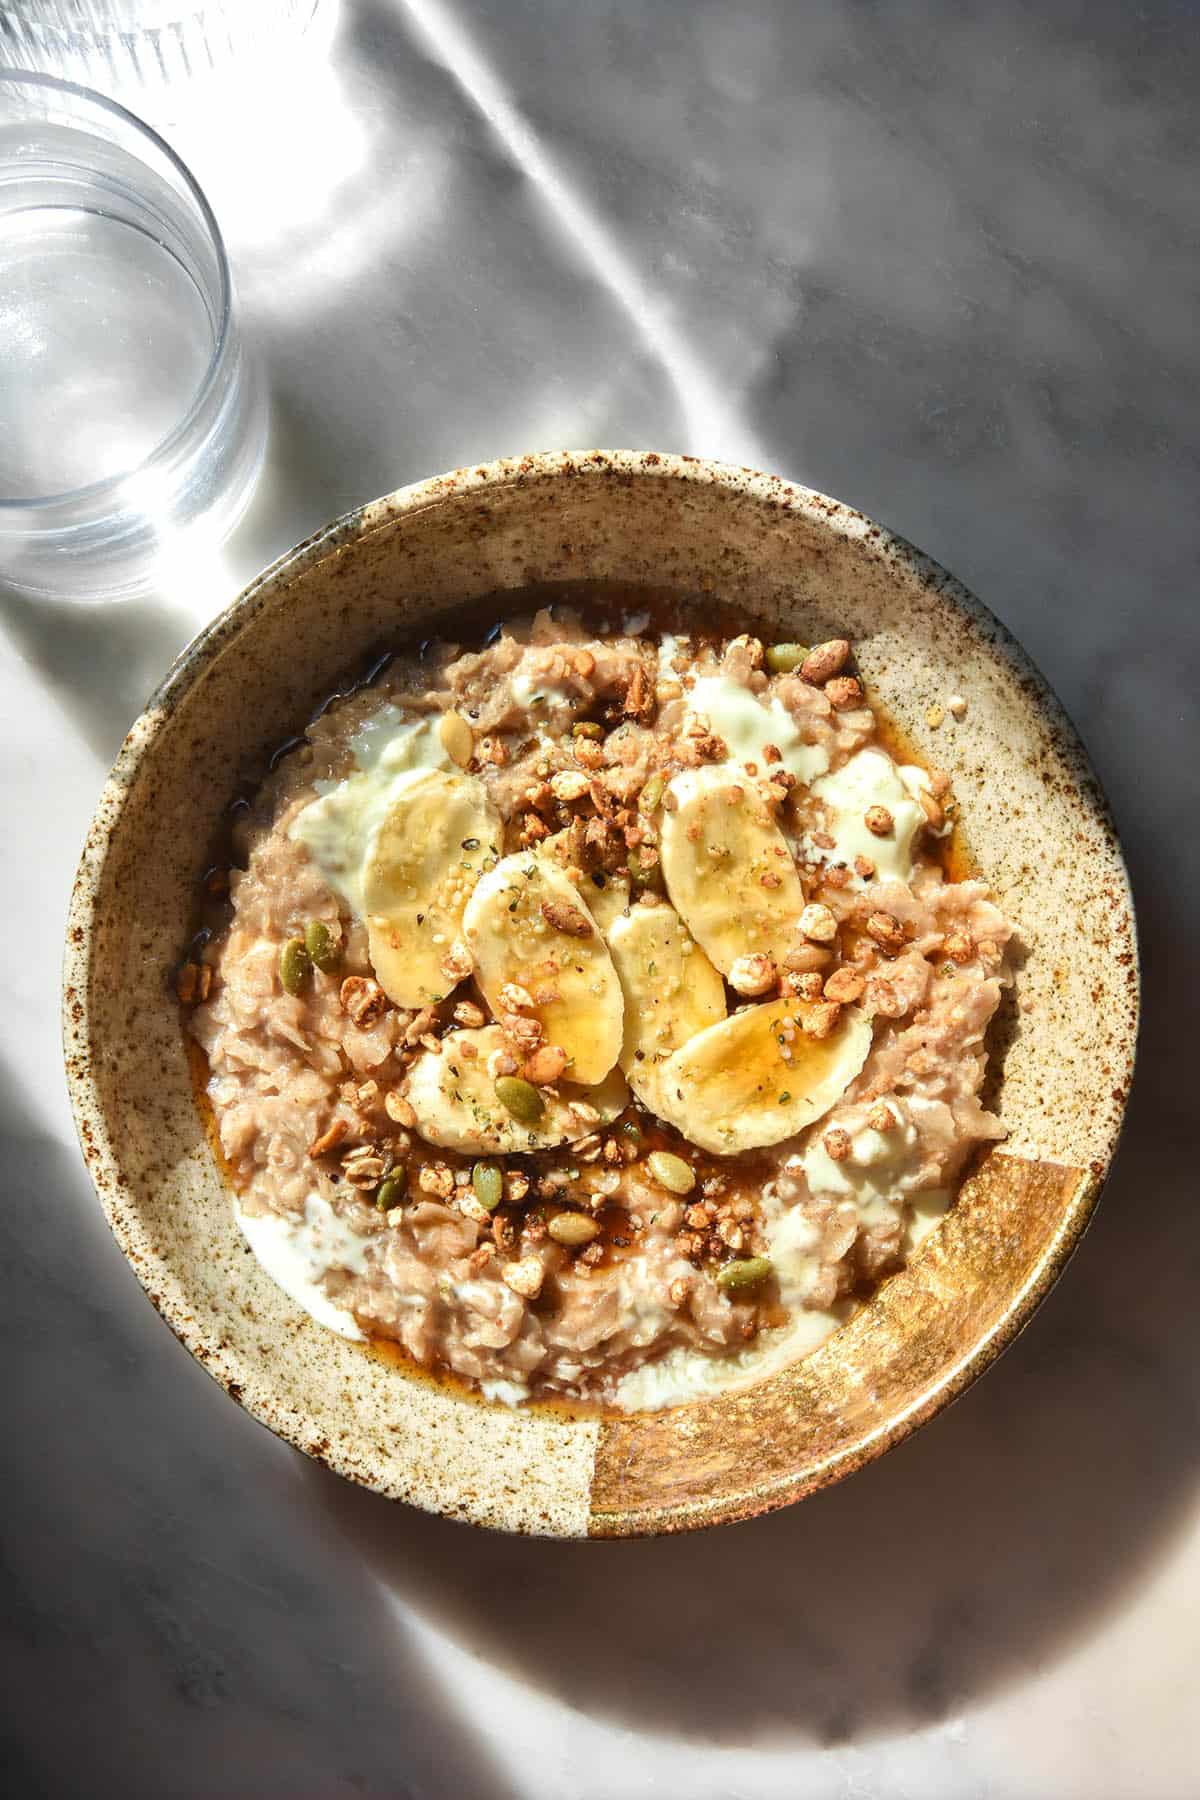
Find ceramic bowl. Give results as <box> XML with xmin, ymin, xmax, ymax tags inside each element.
<box><xmin>63</xmin><ymin>451</ymin><xmax>1138</xmax><ymax>1537</ymax></box>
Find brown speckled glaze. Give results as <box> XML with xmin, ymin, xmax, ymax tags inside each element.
<box><xmin>62</xmin><ymin>450</ymin><xmax>1138</xmax><ymax>1537</ymax></box>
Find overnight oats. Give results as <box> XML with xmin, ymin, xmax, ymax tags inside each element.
<box><xmin>179</xmin><ymin>598</ymin><xmax>1015</xmax><ymax>1411</ymax></box>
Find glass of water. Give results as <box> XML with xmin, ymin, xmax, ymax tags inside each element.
<box><xmin>0</xmin><ymin>68</ymin><xmax>264</xmax><ymax>600</ymax></box>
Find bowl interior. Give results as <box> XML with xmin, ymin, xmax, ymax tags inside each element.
<box><xmin>63</xmin><ymin>452</ymin><xmax>1137</xmax><ymax>1536</ymax></box>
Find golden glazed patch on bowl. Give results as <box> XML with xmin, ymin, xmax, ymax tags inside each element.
<box><xmin>63</xmin><ymin>451</ymin><xmax>1138</xmax><ymax>1536</ymax></box>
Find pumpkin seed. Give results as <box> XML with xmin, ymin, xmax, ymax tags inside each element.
<box><xmin>619</xmin><ymin>1118</ymin><xmax>643</xmax><ymax>1145</ymax></box>
<box><xmin>716</xmin><ymin>1255</ymin><xmax>773</xmax><ymax>1294</ymax></box>
<box><xmin>637</xmin><ymin>772</ymin><xmax>666</xmax><ymax>816</ymax></box>
<box><xmin>627</xmin><ymin>846</ymin><xmax>663</xmax><ymax>891</ymax></box>
<box><xmin>548</xmin><ymin>1212</ymin><xmax>600</xmax><ymax>1247</ymax></box>
<box><xmin>647</xmin><ymin>1150</ymin><xmax>696</xmax><ymax>1195</ymax></box>
<box><xmin>471</xmin><ymin>1162</ymin><xmax>504</xmax><ymax>1210</ymax></box>
<box><xmin>279</xmin><ymin>937</ymin><xmax>311</xmax><ymax>995</ymax></box>
<box><xmin>572</xmin><ymin>721</ymin><xmax>604</xmax><ymax>740</ymax></box>
<box><xmin>495</xmin><ymin>1075</ymin><xmax>545</xmax><ymax>1124</ymax></box>
<box><xmin>304</xmin><ymin>918</ymin><xmax>340</xmax><ymax>972</ymax></box>
<box><xmin>765</xmin><ymin>642</ymin><xmax>809</xmax><ymax>674</ymax></box>
<box><xmin>376</xmin><ymin>1172</ymin><xmax>407</xmax><ymax>1211</ymax></box>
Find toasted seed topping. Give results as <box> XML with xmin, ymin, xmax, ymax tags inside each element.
<box><xmin>500</xmin><ymin>981</ymin><xmax>536</xmax><ymax>1013</ymax></box>
<box><xmin>384</xmin><ymin>1091</ymin><xmax>416</xmax><ymax>1128</ymax></box>
<box><xmin>627</xmin><ymin>845</ymin><xmax>664</xmax><ymax>890</ymax></box>
<box><xmin>865</xmin><ymin>974</ymin><xmax>903</xmax><ymax>1016</ymax></box>
<box><xmin>548</xmin><ymin>1211</ymin><xmax>600</xmax><ymax>1247</ymax></box>
<box><xmin>540</xmin><ymin>898</ymin><xmax>593</xmax><ymax>937</ymax></box>
<box><xmin>279</xmin><ymin>938</ymin><xmax>311</xmax><ymax>995</ymax></box>
<box><xmin>523</xmin><ymin>1043</ymin><xmax>569</xmax><ymax>1086</ymax></box>
<box><xmin>440</xmin><ymin>939</ymin><xmax>473</xmax><ymax>983</ymax></box>
<box><xmin>501</xmin><ymin>1255</ymin><xmax>544</xmax><ymax>1299</ymax></box>
<box><xmin>495</xmin><ymin>1075</ymin><xmax>545</xmax><ymax>1123</ymax></box>
<box><xmin>799</xmin><ymin>639</ymin><xmax>849</xmax><ymax>684</ymax></box>
<box><xmin>550</xmin><ymin>770</ymin><xmax>590</xmax><ymax>802</ymax></box>
<box><xmin>471</xmin><ymin>1162</ymin><xmax>504</xmax><ymax>1210</ymax></box>
<box><xmin>728</xmin><ymin>953</ymin><xmax>777</xmax><ymax>997</ymax></box>
<box><xmin>340</xmin><ymin>975</ymin><xmax>388</xmax><ymax>1027</ymax></box>
<box><xmin>716</xmin><ymin>1256</ymin><xmax>773</xmax><ymax>1294</ymax></box>
<box><xmin>800</xmin><ymin>999</ymin><xmax>842</xmax><ymax>1039</ymax></box>
<box><xmin>823</xmin><ymin>966</ymin><xmax>866</xmax><ymax>1003</ymax></box>
<box><xmin>342</xmin><ymin>1150</ymin><xmax>387</xmax><ymax>1189</ymax></box>
<box><xmin>308</xmin><ymin>1117</ymin><xmax>349</xmax><ymax>1159</ymax></box>
<box><xmin>376</xmin><ymin>1172</ymin><xmax>407</xmax><ymax>1211</ymax></box>
<box><xmin>825</xmin><ymin>676</ymin><xmax>863</xmax><ymax>711</ymax></box>
<box><xmin>647</xmin><ymin>1151</ymin><xmax>696</xmax><ymax>1195</ymax></box>
<box><xmin>866</xmin><ymin>912</ymin><xmax>906</xmax><ymax>952</ymax></box>
<box><xmin>788</xmin><ymin>971</ymin><xmax>825</xmax><ymax>1001</ymax></box>
<box><xmin>418</xmin><ymin>1162</ymin><xmax>455</xmax><ymax>1198</ymax></box>
<box><xmin>799</xmin><ymin>903</ymin><xmax>838</xmax><ymax>944</ymax></box>
<box><xmin>439</xmin><ymin>709</ymin><xmax>474</xmax><ymax>766</ymax></box>
<box><xmin>783</xmin><ymin>943</ymin><xmax>832</xmax><ymax>974</ymax></box>
<box><xmin>638</xmin><ymin>771</ymin><xmax>666</xmax><ymax>816</ymax></box>
<box><xmin>304</xmin><ymin>919</ymin><xmax>340</xmax><ymax>972</ymax></box>
<box><xmin>764</xmin><ymin>642</ymin><xmax>809</xmax><ymax>674</ymax></box>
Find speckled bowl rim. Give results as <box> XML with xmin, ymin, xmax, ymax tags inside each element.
<box><xmin>63</xmin><ymin>449</ymin><xmax>1139</xmax><ymax>1535</ymax></box>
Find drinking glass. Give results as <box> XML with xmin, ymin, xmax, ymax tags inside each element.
<box><xmin>0</xmin><ymin>69</ymin><xmax>264</xmax><ymax>600</ymax></box>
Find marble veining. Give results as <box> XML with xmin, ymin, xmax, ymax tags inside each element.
<box><xmin>1</xmin><ymin>1</ymin><xmax>1196</xmax><ymax>1794</ymax></box>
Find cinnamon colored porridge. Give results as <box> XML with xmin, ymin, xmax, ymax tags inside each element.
<box><xmin>179</xmin><ymin>594</ymin><xmax>1014</xmax><ymax>1411</ymax></box>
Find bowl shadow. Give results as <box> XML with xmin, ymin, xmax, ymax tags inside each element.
<box><xmin>0</xmin><ymin>1068</ymin><xmax>524</xmax><ymax>1798</ymax></box>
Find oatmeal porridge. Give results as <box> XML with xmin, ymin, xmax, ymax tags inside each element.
<box><xmin>181</xmin><ymin>595</ymin><xmax>1014</xmax><ymax>1411</ymax></box>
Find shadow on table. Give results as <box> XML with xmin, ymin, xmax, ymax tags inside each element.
<box><xmin>0</xmin><ymin>382</ymin><xmax>382</xmax><ymax>771</ymax></box>
<box><xmin>0</xmin><ymin>1064</ymin><xmax>520</xmax><ymax>1800</ymax></box>
<box><xmin>317</xmin><ymin>858</ymin><xmax>1194</xmax><ymax>1749</ymax></box>
<box><xmin>0</xmin><ymin>357</ymin><xmax>388</xmax><ymax>769</ymax></box>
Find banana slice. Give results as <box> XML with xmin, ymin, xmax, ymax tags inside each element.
<box><xmin>606</xmin><ymin>902</ymin><xmax>725</xmax><ymax>1108</ymax></box>
<box><xmin>462</xmin><ymin>850</ymin><xmax>624</xmax><ymax>1085</ymax></box>
<box><xmin>653</xmin><ymin>1000</ymin><xmax>872</xmax><ymax>1155</ymax></box>
<box><xmin>659</xmin><ymin>765</ymin><xmax>806</xmax><ymax>974</ymax></box>
<box><xmin>406</xmin><ymin>1025</ymin><xmax>629</xmax><ymax>1153</ymax></box>
<box><xmin>585</xmin><ymin>873</ymin><xmax>631</xmax><ymax>933</ymax></box>
<box><xmin>361</xmin><ymin>770</ymin><xmax>502</xmax><ymax>1009</ymax></box>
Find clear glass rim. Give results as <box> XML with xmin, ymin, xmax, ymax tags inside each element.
<box><xmin>0</xmin><ymin>66</ymin><xmax>234</xmax><ymax>514</ymax></box>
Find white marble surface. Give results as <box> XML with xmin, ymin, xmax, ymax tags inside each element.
<box><xmin>2</xmin><ymin>2</ymin><xmax>1197</xmax><ymax>1794</ymax></box>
